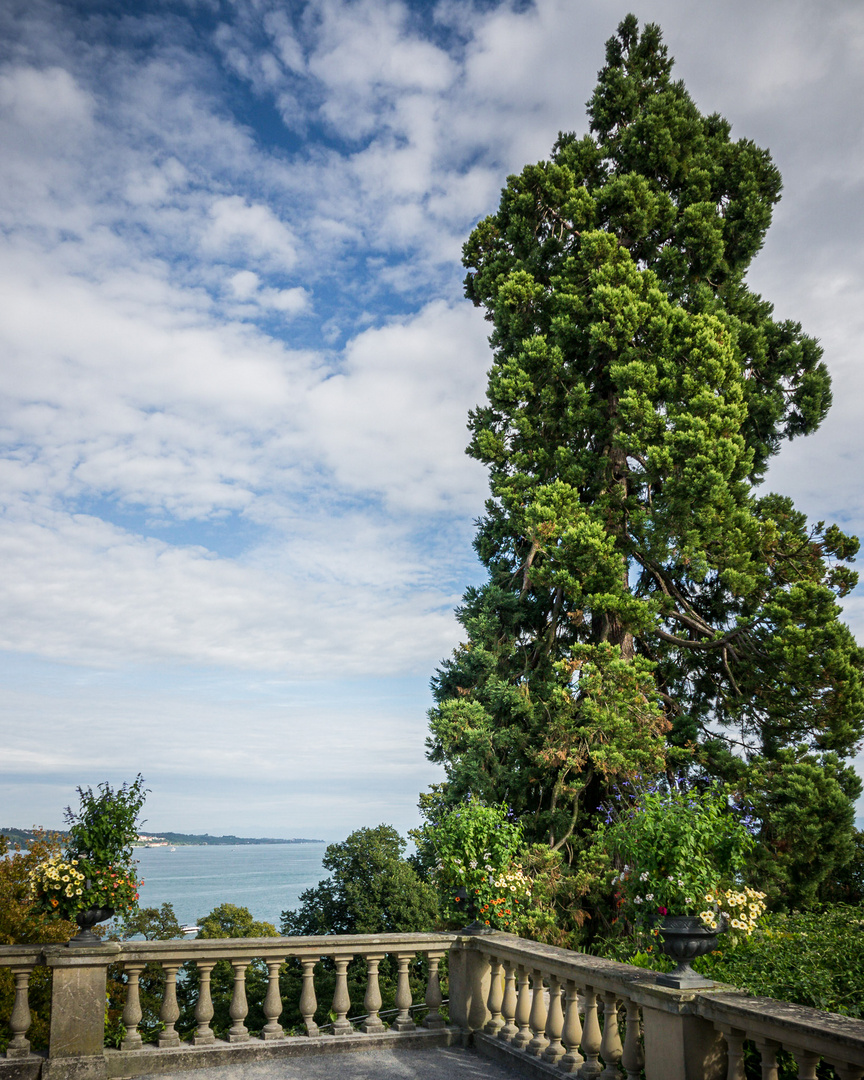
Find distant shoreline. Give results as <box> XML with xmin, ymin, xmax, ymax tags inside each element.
<box><xmin>136</xmin><ymin>833</ymin><xmax>324</xmax><ymax>847</ymax></box>
<box><xmin>2</xmin><ymin>828</ymin><xmax>324</xmax><ymax>848</ymax></box>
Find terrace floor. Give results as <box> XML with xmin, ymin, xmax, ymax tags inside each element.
<box><xmin>132</xmin><ymin>1046</ymin><xmax>525</xmax><ymax>1080</ymax></box>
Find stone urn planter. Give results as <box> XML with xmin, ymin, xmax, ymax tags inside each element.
<box><xmin>68</xmin><ymin>906</ymin><xmax>115</xmax><ymax>948</ymax></box>
<box><xmin>654</xmin><ymin>914</ymin><xmax>726</xmax><ymax>989</ymax></box>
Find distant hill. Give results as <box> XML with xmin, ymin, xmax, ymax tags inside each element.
<box><xmin>2</xmin><ymin>827</ymin><xmax>322</xmax><ymax>847</ymax></box>
<box><xmin>140</xmin><ymin>832</ymin><xmax>323</xmax><ymax>846</ymax></box>
<box><xmin>1</xmin><ymin>827</ymin><xmax>69</xmax><ymax>847</ymax></box>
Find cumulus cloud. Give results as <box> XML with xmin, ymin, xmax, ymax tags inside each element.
<box><xmin>203</xmin><ymin>196</ymin><xmax>299</xmax><ymax>269</ymax></box>
<box><xmin>1</xmin><ymin>0</ymin><xmax>862</xmax><ymax>828</ymax></box>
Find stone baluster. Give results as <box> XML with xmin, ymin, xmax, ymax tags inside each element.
<box><xmin>499</xmin><ymin>960</ymin><xmax>518</xmax><ymax>1041</ymax></box>
<box><xmin>559</xmin><ymin>978</ymin><xmax>585</xmax><ymax>1074</ymax></box>
<box><xmin>391</xmin><ymin>952</ymin><xmax>416</xmax><ymax>1032</ymax></box>
<box><xmin>527</xmin><ymin>969</ymin><xmax>549</xmax><ymax>1056</ymax></box>
<box><xmin>299</xmin><ymin>958</ymin><xmax>319</xmax><ymax>1036</ymax></box>
<box><xmin>542</xmin><ymin>973</ymin><xmax>564</xmax><ymax>1064</ymax></box>
<box><xmin>194</xmin><ymin>961</ymin><xmax>216</xmax><ymax>1044</ymax></box>
<box><xmin>261</xmin><ymin>960</ymin><xmax>284</xmax><ymax>1040</ymax></box>
<box><xmin>832</xmin><ymin>1065</ymin><xmax>864</xmax><ymax>1080</ymax></box>
<box><xmin>361</xmin><ymin>954</ymin><xmax>386</xmax><ymax>1033</ymax></box>
<box><xmin>579</xmin><ymin>986</ymin><xmax>603</xmax><ymax>1079</ymax></box>
<box><xmin>513</xmin><ymin>966</ymin><xmax>533</xmax><ymax>1049</ymax></box>
<box><xmin>620</xmin><ymin>997</ymin><xmax>644</xmax><ymax>1080</ymax></box>
<box><xmin>754</xmin><ymin>1039</ymin><xmax>780</xmax><ymax>1080</ymax></box>
<box><xmin>792</xmin><ymin>1050</ymin><xmax>819</xmax><ymax>1080</ymax></box>
<box><xmin>5</xmin><ymin>965</ymin><xmax>33</xmax><ymax>1058</ymax></box>
<box><xmin>484</xmin><ymin>956</ymin><xmax>505</xmax><ymax>1035</ymax></box>
<box><xmin>423</xmin><ymin>951</ymin><xmax>446</xmax><ymax>1030</ymax></box>
<box><xmin>600</xmin><ymin>993</ymin><xmax>623</xmax><ymax>1078</ymax></box>
<box><xmin>718</xmin><ymin>1025</ymin><xmax>747</xmax><ymax>1080</ymax></box>
<box><xmin>120</xmin><ymin>964</ymin><xmax>144</xmax><ymax>1050</ymax></box>
<box><xmin>158</xmin><ymin>963</ymin><xmax>181</xmax><ymax>1047</ymax></box>
<box><xmin>331</xmin><ymin>956</ymin><xmax>353</xmax><ymax>1035</ymax></box>
<box><xmin>228</xmin><ymin>960</ymin><xmax>250</xmax><ymax>1042</ymax></box>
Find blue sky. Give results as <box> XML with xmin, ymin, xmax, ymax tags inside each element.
<box><xmin>2</xmin><ymin>0</ymin><xmax>863</xmax><ymax>839</ymax></box>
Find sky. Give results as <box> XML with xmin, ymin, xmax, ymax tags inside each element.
<box><xmin>1</xmin><ymin>0</ymin><xmax>863</xmax><ymax>841</ymax></box>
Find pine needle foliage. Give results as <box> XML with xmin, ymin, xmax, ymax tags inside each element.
<box><xmin>425</xmin><ymin>16</ymin><xmax>863</xmax><ymax>902</ymax></box>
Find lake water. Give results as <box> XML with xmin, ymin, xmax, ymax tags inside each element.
<box><xmin>133</xmin><ymin>843</ymin><xmax>327</xmax><ymax>930</ymax></box>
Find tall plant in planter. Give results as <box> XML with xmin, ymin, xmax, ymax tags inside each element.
<box><xmin>28</xmin><ymin>775</ymin><xmax>147</xmax><ymax>945</ymax></box>
<box><xmin>597</xmin><ymin>779</ymin><xmax>765</xmax><ymax>986</ymax></box>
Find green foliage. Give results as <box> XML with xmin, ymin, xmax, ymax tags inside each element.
<box><xmin>425</xmin><ymin>13</ymin><xmax>864</xmax><ymax>915</ymax></box>
<box><xmin>699</xmin><ymin>905</ymin><xmax>864</xmax><ymax>1018</ymax></box>
<box><xmin>0</xmin><ymin>832</ymin><xmax>78</xmax><ymax>1052</ymax></box>
<box><xmin>280</xmin><ymin>825</ymin><xmax>437</xmax><ymax>936</ymax></box>
<box><xmin>743</xmin><ymin>751</ymin><xmax>861</xmax><ymax>910</ymax></box>
<box><xmin>415</xmin><ymin>797</ymin><xmax>596</xmax><ymax>945</ymax></box>
<box><xmin>197</xmin><ymin>903</ymin><xmax>279</xmax><ymax>940</ymax></box>
<box><xmin>117</xmin><ymin>902</ymin><xmax>183</xmax><ymax>941</ymax></box>
<box><xmin>596</xmin><ymin>780</ymin><xmax>756</xmax><ymax>925</ymax></box>
<box><xmin>280</xmin><ymin>828</ymin><xmax>439</xmax><ymax>1032</ymax></box>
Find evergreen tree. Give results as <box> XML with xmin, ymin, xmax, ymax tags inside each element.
<box><xmin>426</xmin><ymin>16</ymin><xmax>863</xmax><ymax>895</ymax></box>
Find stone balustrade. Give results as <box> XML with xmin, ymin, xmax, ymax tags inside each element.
<box><xmin>2</xmin><ymin>930</ymin><xmax>864</xmax><ymax>1080</ymax></box>
<box><xmin>452</xmin><ymin>932</ymin><xmax>864</xmax><ymax>1080</ymax></box>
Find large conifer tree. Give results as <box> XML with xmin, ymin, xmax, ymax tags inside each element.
<box><xmin>427</xmin><ymin>16</ymin><xmax>863</xmax><ymax>903</ymax></box>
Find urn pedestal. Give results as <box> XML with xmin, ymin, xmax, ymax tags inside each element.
<box><xmin>68</xmin><ymin>907</ymin><xmax>115</xmax><ymax>947</ymax></box>
<box><xmin>655</xmin><ymin>915</ymin><xmax>724</xmax><ymax>989</ymax></box>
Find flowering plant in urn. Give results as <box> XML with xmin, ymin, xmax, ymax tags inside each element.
<box><xmin>28</xmin><ymin>775</ymin><xmax>147</xmax><ymax>932</ymax></box>
<box><xmin>598</xmin><ymin>778</ymin><xmax>765</xmax><ymax>940</ymax></box>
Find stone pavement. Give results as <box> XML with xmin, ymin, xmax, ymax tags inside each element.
<box><xmin>132</xmin><ymin>1046</ymin><xmax>526</xmax><ymax>1080</ymax></box>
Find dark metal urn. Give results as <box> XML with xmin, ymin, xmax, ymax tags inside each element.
<box><xmin>68</xmin><ymin>906</ymin><xmax>115</xmax><ymax>948</ymax></box>
<box><xmin>655</xmin><ymin>914</ymin><xmax>725</xmax><ymax>989</ymax></box>
<box><xmin>453</xmin><ymin>887</ymin><xmax>494</xmax><ymax>935</ymax></box>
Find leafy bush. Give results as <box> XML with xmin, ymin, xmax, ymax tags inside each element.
<box><xmin>281</xmin><ymin>825</ymin><xmax>437</xmax><ymax>936</ymax></box>
<box><xmin>0</xmin><ymin>832</ymin><xmax>78</xmax><ymax>1051</ymax></box>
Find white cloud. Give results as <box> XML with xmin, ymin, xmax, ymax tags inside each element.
<box><xmin>203</xmin><ymin>195</ymin><xmax>299</xmax><ymax>269</ymax></box>
<box><xmin>0</xmin><ymin>64</ymin><xmax>93</xmax><ymax>129</ymax></box>
<box><xmin>305</xmin><ymin>300</ymin><xmax>489</xmax><ymax>512</ymax></box>
<box><xmin>228</xmin><ymin>270</ymin><xmax>310</xmax><ymax>315</ymax></box>
<box><xmin>0</xmin><ymin>505</ymin><xmax>465</xmax><ymax>674</ymax></box>
<box><xmin>1</xmin><ymin>0</ymin><xmax>862</xmax><ymax>832</ymax></box>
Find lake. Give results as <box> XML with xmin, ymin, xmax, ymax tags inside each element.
<box><xmin>133</xmin><ymin>843</ymin><xmax>328</xmax><ymax>930</ymax></box>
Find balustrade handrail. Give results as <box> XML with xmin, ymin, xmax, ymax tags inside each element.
<box><xmin>4</xmin><ymin>928</ymin><xmax>864</xmax><ymax>1078</ymax></box>
<box><xmin>112</xmin><ymin>930</ymin><xmax>455</xmax><ymax>963</ymax></box>
<box><xmin>0</xmin><ymin>932</ymin><xmax>456</xmax><ymax>971</ymax></box>
<box><xmin>459</xmin><ymin>931</ymin><xmax>663</xmax><ymax>1000</ymax></box>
